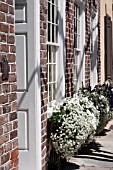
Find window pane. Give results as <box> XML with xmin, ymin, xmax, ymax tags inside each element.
<box><xmin>49</xmin><ymin>64</ymin><xmax>52</xmax><ymax>82</ymax></box>
<box><xmin>74</xmin><ymin>65</ymin><xmax>78</xmax><ymax>80</ymax></box>
<box><xmin>77</xmin><ymin>21</ymin><xmax>80</xmax><ymax>34</ymax></box>
<box><xmin>74</xmin><ymin>33</ymin><xmax>77</xmax><ymax>48</ymax></box>
<box><xmin>52</xmin><ymin>4</ymin><xmax>54</xmax><ymax>23</ymax></box>
<box><xmin>49</xmin><ymin>84</ymin><xmax>52</xmax><ymax>102</ymax></box>
<box><xmin>78</xmin><ymin>35</ymin><xmax>80</xmax><ymax>49</ymax></box>
<box><xmin>48</xmin><ymin>2</ymin><xmax>50</xmax><ymax>21</ymax></box>
<box><xmin>56</xmin><ymin>7</ymin><xmax>58</xmax><ymax>24</ymax></box>
<box><xmin>53</xmin><ymin>83</ymin><xmax>56</xmax><ymax>100</ymax></box>
<box><xmin>48</xmin><ymin>23</ymin><xmax>51</xmax><ymax>42</ymax></box>
<box><xmin>49</xmin><ymin>46</ymin><xmax>52</xmax><ymax>63</ymax></box>
<box><xmin>53</xmin><ymin>47</ymin><xmax>56</xmax><ymax>63</ymax></box>
<box><xmin>74</xmin><ymin>19</ymin><xmax>77</xmax><ymax>33</ymax></box>
<box><xmin>56</xmin><ymin>26</ymin><xmax>58</xmax><ymax>43</ymax></box>
<box><xmin>52</xmin><ymin>24</ymin><xmax>54</xmax><ymax>42</ymax></box>
<box><xmin>53</xmin><ymin>65</ymin><xmax>56</xmax><ymax>81</ymax></box>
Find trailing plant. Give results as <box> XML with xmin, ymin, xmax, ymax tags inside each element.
<box><xmin>48</xmin><ymin>96</ymin><xmax>99</xmax><ymax>158</ymax></box>
<box><xmin>80</xmin><ymin>83</ymin><xmax>111</xmax><ymax>134</ymax></box>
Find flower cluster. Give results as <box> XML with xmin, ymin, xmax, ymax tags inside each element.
<box><xmin>80</xmin><ymin>84</ymin><xmax>112</xmax><ymax>134</ymax></box>
<box><xmin>49</xmin><ymin>96</ymin><xmax>100</xmax><ymax>158</ymax></box>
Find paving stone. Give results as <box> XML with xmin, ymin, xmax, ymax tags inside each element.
<box><xmin>62</xmin><ymin>119</ymin><xmax>113</xmax><ymax>170</ymax></box>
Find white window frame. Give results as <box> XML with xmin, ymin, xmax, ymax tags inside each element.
<box><xmin>73</xmin><ymin>0</ymin><xmax>85</xmax><ymax>94</ymax></box>
<box><xmin>90</xmin><ymin>3</ymin><xmax>98</xmax><ymax>89</ymax></box>
<box><xmin>47</xmin><ymin>0</ymin><xmax>65</xmax><ymax>108</ymax></box>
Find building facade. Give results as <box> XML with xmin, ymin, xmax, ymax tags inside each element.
<box><xmin>100</xmin><ymin>0</ymin><xmax>113</xmax><ymax>84</ymax></box>
<box><xmin>0</xmin><ymin>0</ymin><xmax>101</xmax><ymax>170</ymax></box>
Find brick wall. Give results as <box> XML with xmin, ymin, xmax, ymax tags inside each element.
<box><xmin>0</xmin><ymin>0</ymin><xmax>18</xmax><ymax>169</ymax></box>
<box><xmin>65</xmin><ymin>0</ymin><xmax>74</xmax><ymax>97</ymax></box>
<box><xmin>97</xmin><ymin>0</ymin><xmax>101</xmax><ymax>83</ymax></box>
<box><xmin>85</xmin><ymin>0</ymin><xmax>91</xmax><ymax>86</ymax></box>
<box><xmin>40</xmin><ymin>0</ymin><xmax>48</xmax><ymax>169</ymax></box>
<box><xmin>85</xmin><ymin>0</ymin><xmax>101</xmax><ymax>86</ymax></box>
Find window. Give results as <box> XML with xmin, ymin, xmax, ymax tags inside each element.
<box><xmin>74</xmin><ymin>4</ymin><xmax>80</xmax><ymax>49</ymax></box>
<box><xmin>47</xmin><ymin>0</ymin><xmax>65</xmax><ymax>104</ymax></box>
<box><xmin>73</xmin><ymin>1</ymin><xmax>85</xmax><ymax>93</ymax></box>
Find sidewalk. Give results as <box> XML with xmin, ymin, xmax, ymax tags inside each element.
<box><xmin>62</xmin><ymin>119</ymin><xmax>113</xmax><ymax>170</ymax></box>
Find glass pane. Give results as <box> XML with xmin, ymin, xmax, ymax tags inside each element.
<box><xmin>53</xmin><ymin>83</ymin><xmax>56</xmax><ymax>100</ymax></box>
<box><xmin>52</xmin><ymin>24</ymin><xmax>54</xmax><ymax>42</ymax></box>
<box><xmin>78</xmin><ymin>35</ymin><xmax>80</xmax><ymax>49</ymax></box>
<box><xmin>49</xmin><ymin>64</ymin><xmax>52</xmax><ymax>82</ymax></box>
<box><xmin>48</xmin><ymin>23</ymin><xmax>51</xmax><ymax>42</ymax></box>
<box><xmin>48</xmin><ymin>3</ymin><xmax>50</xmax><ymax>21</ymax></box>
<box><xmin>53</xmin><ymin>46</ymin><xmax>56</xmax><ymax>63</ymax></box>
<box><xmin>49</xmin><ymin>84</ymin><xmax>52</xmax><ymax>102</ymax></box>
<box><xmin>52</xmin><ymin>4</ymin><xmax>54</xmax><ymax>23</ymax></box>
<box><xmin>56</xmin><ymin>7</ymin><xmax>58</xmax><ymax>24</ymax></box>
<box><xmin>52</xmin><ymin>0</ymin><xmax>54</xmax><ymax>4</ymax></box>
<box><xmin>74</xmin><ymin>53</ymin><xmax>78</xmax><ymax>65</ymax></box>
<box><xmin>74</xmin><ymin>19</ymin><xmax>77</xmax><ymax>33</ymax></box>
<box><xmin>74</xmin><ymin>65</ymin><xmax>78</xmax><ymax>80</ymax></box>
<box><xmin>77</xmin><ymin>20</ymin><xmax>80</xmax><ymax>34</ymax></box>
<box><xmin>53</xmin><ymin>65</ymin><xmax>56</xmax><ymax>81</ymax></box>
<box><xmin>49</xmin><ymin>46</ymin><xmax>52</xmax><ymax>63</ymax></box>
<box><xmin>56</xmin><ymin>26</ymin><xmax>58</xmax><ymax>43</ymax></box>
<box><xmin>77</xmin><ymin>6</ymin><xmax>80</xmax><ymax>19</ymax></box>
<box><xmin>74</xmin><ymin>33</ymin><xmax>77</xmax><ymax>48</ymax></box>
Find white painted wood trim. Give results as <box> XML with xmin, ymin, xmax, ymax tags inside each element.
<box><xmin>56</xmin><ymin>0</ymin><xmax>66</xmax><ymax>100</ymax></box>
<box><xmin>75</xmin><ymin>0</ymin><xmax>85</xmax><ymax>87</ymax></box>
<box><xmin>34</xmin><ymin>0</ymin><xmax>41</xmax><ymax>170</ymax></box>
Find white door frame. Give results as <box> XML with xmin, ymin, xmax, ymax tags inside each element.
<box><xmin>34</xmin><ymin>0</ymin><xmax>41</xmax><ymax>170</ymax></box>
<box><xmin>15</xmin><ymin>0</ymin><xmax>41</xmax><ymax>169</ymax></box>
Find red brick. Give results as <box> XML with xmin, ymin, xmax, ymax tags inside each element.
<box><xmin>11</xmin><ymin>64</ymin><xmax>16</xmax><ymax>72</ymax></box>
<box><xmin>0</xmin><ymin>115</ymin><xmax>8</xmax><ymax>125</ymax></box>
<box><xmin>7</xmin><ymin>15</ymin><xmax>14</xmax><ymax>24</ymax></box>
<box><xmin>11</xmin><ymin>148</ymin><xmax>18</xmax><ymax>161</ymax></box>
<box><xmin>0</xmin><ymin>126</ymin><xmax>3</xmax><ymax>135</ymax></box>
<box><xmin>0</xmin><ymin>3</ymin><xmax>8</xmax><ymax>13</ymax></box>
<box><xmin>9</xmin><ymin>112</ymin><xmax>17</xmax><ymax>121</ymax></box>
<box><xmin>0</xmin><ymin>12</ymin><xmax>5</xmax><ymax>22</ymax></box>
<box><xmin>2</xmin><ymin>84</ymin><xmax>10</xmax><ymax>93</ymax></box>
<box><xmin>9</xmin><ymin>74</ymin><xmax>16</xmax><ymax>82</ymax></box>
<box><xmin>7</xmin><ymin>35</ymin><xmax>15</xmax><ymax>44</ymax></box>
<box><xmin>11</xmin><ymin>102</ymin><xmax>17</xmax><ymax>112</ymax></box>
<box><xmin>4</xmin><ymin>123</ymin><xmax>12</xmax><ymax>133</ymax></box>
<box><xmin>10</xmin><ymin>45</ymin><xmax>16</xmax><ymax>53</ymax></box>
<box><xmin>7</xmin><ymin>54</ymin><xmax>15</xmax><ymax>62</ymax></box>
<box><xmin>10</xmin><ymin>84</ymin><xmax>17</xmax><ymax>92</ymax></box>
<box><xmin>8</xmin><ymin>6</ymin><xmax>14</xmax><ymax>15</ymax></box>
<box><xmin>0</xmin><ymin>146</ymin><xmax>4</xmax><ymax>156</ymax></box>
<box><xmin>13</xmin><ymin>121</ymin><xmax>18</xmax><ymax>130</ymax></box>
<box><xmin>3</xmin><ymin>104</ymin><xmax>11</xmax><ymax>114</ymax></box>
<box><xmin>0</xmin><ymin>134</ymin><xmax>9</xmax><ymax>145</ymax></box>
<box><xmin>0</xmin><ymin>34</ymin><xmax>6</xmax><ymax>42</ymax></box>
<box><xmin>10</xmin><ymin>130</ymin><xmax>17</xmax><ymax>140</ymax></box>
<box><xmin>13</xmin><ymin>139</ymin><xmax>18</xmax><ymax>149</ymax></box>
<box><xmin>0</xmin><ymin>95</ymin><xmax>8</xmax><ymax>104</ymax></box>
<box><xmin>4</xmin><ymin>142</ymin><xmax>12</xmax><ymax>152</ymax></box>
<box><xmin>7</xmin><ymin>0</ymin><xmax>13</xmax><ymax>5</ymax></box>
<box><xmin>9</xmin><ymin>93</ymin><xmax>17</xmax><ymax>102</ymax></box>
<box><xmin>0</xmin><ymin>44</ymin><xmax>9</xmax><ymax>52</ymax></box>
<box><xmin>5</xmin><ymin>162</ymin><xmax>13</xmax><ymax>170</ymax></box>
<box><xmin>9</xmin><ymin>25</ymin><xmax>14</xmax><ymax>33</ymax></box>
<box><xmin>1</xmin><ymin>153</ymin><xmax>10</xmax><ymax>165</ymax></box>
